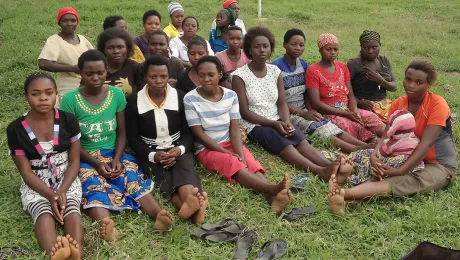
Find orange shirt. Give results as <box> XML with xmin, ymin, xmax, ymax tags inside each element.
<box><xmin>389</xmin><ymin>92</ymin><xmax>457</xmax><ymax>168</ymax></box>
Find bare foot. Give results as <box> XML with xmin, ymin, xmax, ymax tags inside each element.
<box><xmin>178</xmin><ymin>187</ymin><xmax>201</xmax><ymax>219</ymax></box>
<box><xmin>328</xmin><ymin>174</ymin><xmax>346</xmax><ymax>216</ymax></box>
<box><xmin>101</xmin><ymin>218</ymin><xmax>119</xmax><ymax>242</ymax></box>
<box><xmin>271</xmin><ymin>189</ymin><xmax>292</xmax><ymax>214</ymax></box>
<box><xmin>322</xmin><ymin>158</ymin><xmax>341</xmax><ymax>181</ymax></box>
<box><xmin>155</xmin><ymin>209</ymin><xmax>174</xmax><ymax>230</ymax></box>
<box><xmin>50</xmin><ymin>236</ymin><xmax>71</xmax><ymax>260</ymax></box>
<box><xmin>271</xmin><ymin>173</ymin><xmax>291</xmax><ymax>196</ymax></box>
<box><xmin>337</xmin><ymin>156</ymin><xmax>353</xmax><ymax>185</ymax></box>
<box><xmin>192</xmin><ymin>192</ymin><xmax>208</xmax><ymax>224</ymax></box>
<box><xmin>65</xmin><ymin>234</ymin><xmax>81</xmax><ymax>260</ymax></box>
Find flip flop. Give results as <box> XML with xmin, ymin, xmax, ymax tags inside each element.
<box><xmin>233</xmin><ymin>230</ymin><xmax>258</xmax><ymax>260</ymax></box>
<box><xmin>201</xmin><ymin>219</ymin><xmax>246</xmax><ymax>234</ymax></box>
<box><xmin>191</xmin><ymin>227</ymin><xmax>239</xmax><ymax>243</ymax></box>
<box><xmin>255</xmin><ymin>239</ymin><xmax>288</xmax><ymax>260</ymax></box>
<box><xmin>282</xmin><ymin>207</ymin><xmax>316</xmax><ymax>222</ymax></box>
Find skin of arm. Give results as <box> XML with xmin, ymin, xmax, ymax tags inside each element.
<box><xmin>38</xmin><ymin>59</ymin><xmax>79</xmax><ymax>73</ymax></box>
<box><xmin>230</xmin><ymin>119</ymin><xmax>244</xmax><ymax>159</ymax></box>
<box><xmin>276</xmin><ymin>75</ymin><xmax>291</xmax><ymax>123</ymax></box>
<box><xmin>346</xmin><ymin>82</ymin><xmax>360</xmax><ymax>113</ymax></box>
<box><xmin>190</xmin><ymin>125</ymin><xmax>234</xmax><ymax>155</ymax></box>
<box><xmin>13</xmin><ymin>156</ymin><xmax>56</xmax><ymax>201</ymax></box>
<box><xmin>110</xmin><ymin>111</ymin><xmax>126</xmax><ymax>175</ymax></box>
<box><xmin>381</xmin><ymin>70</ymin><xmax>397</xmax><ymax>91</ymax></box>
<box><xmin>56</xmin><ymin>139</ymin><xmax>80</xmax><ymax>193</ymax></box>
<box><xmin>306</xmin><ymin>87</ymin><xmax>349</xmax><ymax>116</ymax></box>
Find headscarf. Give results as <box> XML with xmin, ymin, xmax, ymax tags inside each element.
<box><xmin>215</xmin><ymin>8</ymin><xmax>236</xmax><ymax>37</ymax></box>
<box><xmin>359</xmin><ymin>30</ymin><xmax>381</xmax><ymax>45</ymax></box>
<box><xmin>57</xmin><ymin>7</ymin><xmax>79</xmax><ymax>24</ymax></box>
<box><xmin>223</xmin><ymin>0</ymin><xmax>238</xmax><ymax>9</ymax></box>
<box><xmin>168</xmin><ymin>2</ymin><xmax>184</xmax><ymax>16</ymax></box>
<box><xmin>378</xmin><ymin>110</ymin><xmax>420</xmax><ymax>158</ymax></box>
<box><xmin>317</xmin><ymin>33</ymin><xmax>338</xmax><ymax>49</ymax></box>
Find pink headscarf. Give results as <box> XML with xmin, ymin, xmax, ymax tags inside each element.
<box><xmin>318</xmin><ymin>33</ymin><xmax>338</xmax><ymax>49</ymax></box>
<box><xmin>378</xmin><ymin>110</ymin><xmax>420</xmax><ymax>158</ymax></box>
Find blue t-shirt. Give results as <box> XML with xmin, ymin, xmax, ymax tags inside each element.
<box><xmin>272</xmin><ymin>56</ymin><xmax>308</xmax><ymax>109</ymax></box>
<box><xmin>209</xmin><ymin>29</ymin><xmax>228</xmax><ymax>53</ymax></box>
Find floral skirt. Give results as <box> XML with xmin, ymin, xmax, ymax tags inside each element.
<box><xmin>348</xmin><ymin>149</ymin><xmax>425</xmax><ymax>185</ymax></box>
<box><xmin>327</xmin><ymin>109</ymin><xmax>385</xmax><ymax>142</ymax></box>
<box><xmin>79</xmin><ymin>149</ymin><xmax>153</xmax><ymax>211</ymax></box>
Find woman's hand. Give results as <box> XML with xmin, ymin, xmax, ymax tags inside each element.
<box><xmin>160</xmin><ymin>148</ymin><xmax>182</xmax><ymax>169</ymax></box>
<box><xmin>370</xmin><ymin>153</ymin><xmax>385</xmax><ymax>180</ymax></box>
<box><xmin>366</xmin><ymin>71</ymin><xmax>385</xmax><ymax>84</ymax></box>
<box><xmin>301</xmin><ymin>110</ymin><xmax>323</xmax><ymax>122</ymax></box>
<box><xmin>271</xmin><ymin>121</ymin><xmax>289</xmax><ymax>137</ymax></box>
<box><xmin>357</xmin><ymin>99</ymin><xmax>374</xmax><ymax>111</ymax></box>
<box><xmin>283</xmin><ymin>122</ymin><xmax>296</xmax><ymax>137</ymax></box>
<box><xmin>48</xmin><ymin>193</ymin><xmax>64</xmax><ymax>225</ymax></box>
<box><xmin>346</xmin><ymin>111</ymin><xmax>364</xmax><ymax>125</ymax></box>
<box><xmin>168</xmin><ymin>79</ymin><xmax>177</xmax><ymax>88</ymax></box>
<box><xmin>55</xmin><ymin>189</ymin><xmax>66</xmax><ymax>222</ymax></box>
<box><xmin>110</xmin><ymin>158</ymin><xmax>124</xmax><ymax>178</ymax></box>
<box><xmin>96</xmin><ymin>162</ymin><xmax>112</xmax><ymax>178</ymax></box>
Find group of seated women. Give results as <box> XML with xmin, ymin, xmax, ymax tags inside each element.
<box><xmin>7</xmin><ymin>2</ymin><xmax>457</xmax><ymax>259</ymax></box>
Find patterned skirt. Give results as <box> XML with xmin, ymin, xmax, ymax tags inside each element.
<box><xmin>79</xmin><ymin>149</ymin><xmax>154</xmax><ymax>211</ymax></box>
<box><xmin>348</xmin><ymin>149</ymin><xmax>425</xmax><ymax>185</ymax></box>
<box><xmin>327</xmin><ymin>109</ymin><xmax>385</xmax><ymax>142</ymax></box>
<box><xmin>371</xmin><ymin>99</ymin><xmax>392</xmax><ymax>122</ymax></box>
<box><xmin>290</xmin><ymin>109</ymin><xmax>343</xmax><ymax>138</ymax></box>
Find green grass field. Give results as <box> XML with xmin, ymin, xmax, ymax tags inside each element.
<box><xmin>1</xmin><ymin>0</ymin><xmax>460</xmax><ymax>259</ymax></box>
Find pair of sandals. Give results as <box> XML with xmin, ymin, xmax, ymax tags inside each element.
<box><xmin>191</xmin><ymin>219</ymin><xmax>288</xmax><ymax>259</ymax></box>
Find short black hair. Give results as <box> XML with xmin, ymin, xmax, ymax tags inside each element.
<box><xmin>97</xmin><ymin>27</ymin><xmax>134</xmax><ymax>58</ymax></box>
<box><xmin>143</xmin><ymin>55</ymin><xmax>170</xmax><ymax>75</ymax></box>
<box><xmin>284</xmin><ymin>28</ymin><xmax>305</xmax><ymax>44</ymax></box>
<box><xmin>143</xmin><ymin>10</ymin><xmax>161</xmax><ymax>24</ymax></box>
<box><xmin>406</xmin><ymin>60</ymin><xmax>437</xmax><ymax>85</ymax></box>
<box><xmin>148</xmin><ymin>30</ymin><xmax>169</xmax><ymax>43</ymax></box>
<box><xmin>103</xmin><ymin>15</ymin><xmax>124</xmax><ymax>30</ymax></box>
<box><xmin>196</xmin><ymin>56</ymin><xmax>228</xmax><ymax>83</ymax></box>
<box><xmin>182</xmin><ymin>16</ymin><xmax>199</xmax><ymax>29</ymax></box>
<box><xmin>24</xmin><ymin>72</ymin><xmax>56</xmax><ymax>95</ymax></box>
<box><xmin>78</xmin><ymin>50</ymin><xmax>108</xmax><ymax>71</ymax></box>
<box><xmin>228</xmin><ymin>25</ymin><xmax>242</xmax><ymax>33</ymax></box>
<box><xmin>187</xmin><ymin>35</ymin><xmax>208</xmax><ymax>51</ymax></box>
<box><xmin>243</xmin><ymin>26</ymin><xmax>275</xmax><ymax>59</ymax></box>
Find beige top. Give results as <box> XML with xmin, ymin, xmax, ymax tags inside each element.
<box><xmin>38</xmin><ymin>34</ymin><xmax>94</xmax><ymax>96</ymax></box>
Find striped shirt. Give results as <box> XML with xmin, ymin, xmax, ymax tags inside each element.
<box><xmin>184</xmin><ymin>87</ymin><xmax>241</xmax><ymax>153</ymax></box>
<box><xmin>272</xmin><ymin>56</ymin><xmax>308</xmax><ymax>110</ymax></box>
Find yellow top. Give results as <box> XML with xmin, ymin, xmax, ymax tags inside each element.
<box><xmin>130</xmin><ymin>44</ymin><xmax>145</xmax><ymax>63</ymax></box>
<box><xmin>146</xmin><ymin>86</ymin><xmax>168</xmax><ymax>109</ymax></box>
<box><xmin>163</xmin><ymin>23</ymin><xmax>180</xmax><ymax>39</ymax></box>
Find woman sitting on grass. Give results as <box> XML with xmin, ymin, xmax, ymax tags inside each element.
<box><xmin>184</xmin><ymin>56</ymin><xmax>291</xmax><ymax>213</ymax></box>
<box><xmin>232</xmin><ymin>27</ymin><xmax>347</xmax><ymax>182</ymax></box>
<box><xmin>102</xmin><ymin>15</ymin><xmax>145</xmax><ymax>64</ymax></box>
<box><xmin>163</xmin><ymin>2</ymin><xmax>184</xmax><ymax>39</ymax></box>
<box><xmin>7</xmin><ymin>72</ymin><xmax>83</xmax><ymax>260</ymax></box>
<box><xmin>272</xmin><ymin>29</ymin><xmax>371</xmax><ymax>153</ymax></box>
<box><xmin>209</xmin><ymin>8</ymin><xmax>237</xmax><ymax>53</ymax></box>
<box><xmin>134</xmin><ymin>10</ymin><xmax>162</xmax><ymax>58</ymax></box>
<box><xmin>147</xmin><ymin>30</ymin><xmax>185</xmax><ymax>87</ymax></box>
<box><xmin>126</xmin><ymin>55</ymin><xmax>208</xmax><ymax>224</ymax></box>
<box><xmin>98</xmin><ymin>28</ymin><xmax>144</xmax><ymax>96</ymax></box>
<box><xmin>306</xmin><ymin>33</ymin><xmax>385</xmax><ymax>142</ymax></box>
<box><xmin>38</xmin><ymin>7</ymin><xmax>93</xmax><ymax>105</ymax></box>
<box><xmin>60</xmin><ymin>50</ymin><xmax>173</xmax><ymax>241</ymax></box>
<box><xmin>215</xmin><ymin>26</ymin><xmax>250</xmax><ymax>75</ymax></box>
<box><xmin>328</xmin><ymin>60</ymin><xmax>457</xmax><ymax>216</ymax></box>
<box><xmin>177</xmin><ymin>36</ymin><xmax>230</xmax><ymax>94</ymax></box>
<box><xmin>348</xmin><ymin>30</ymin><xmax>397</xmax><ymax>122</ymax></box>
<box><xmin>170</xmin><ymin>16</ymin><xmax>214</xmax><ymax>68</ymax></box>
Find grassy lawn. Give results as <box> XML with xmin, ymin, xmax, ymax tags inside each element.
<box><xmin>1</xmin><ymin>0</ymin><xmax>460</xmax><ymax>259</ymax></box>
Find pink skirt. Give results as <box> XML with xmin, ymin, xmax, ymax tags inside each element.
<box><xmin>327</xmin><ymin>109</ymin><xmax>385</xmax><ymax>142</ymax></box>
<box><xmin>196</xmin><ymin>141</ymin><xmax>265</xmax><ymax>184</ymax></box>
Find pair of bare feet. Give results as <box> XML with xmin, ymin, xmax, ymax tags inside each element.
<box><xmin>49</xmin><ymin>235</ymin><xmax>81</xmax><ymax>260</ymax></box>
<box><xmin>327</xmin><ymin>156</ymin><xmax>353</xmax><ymax>216</ymax></box>
<box><xmin>178</xmin><ymin>187</ymin><xmax>208</xmax><ymax>225</ymax></box>
<box><xmin>271</xmin><ymin>174</ymin><xmax>293</xmax><ymax>214</ymax></box>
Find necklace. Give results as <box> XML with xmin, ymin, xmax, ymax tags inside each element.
<box><xmin>76</xmin><ymin>89</ymin><xmax>113</xmax><ymax>114</ymax></box>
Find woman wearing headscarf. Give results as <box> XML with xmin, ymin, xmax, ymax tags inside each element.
<box><xmin>211</xmin><ymin>0</ymin><xmax>246</xmax><ymax>35</ymax></box>
<box><xmin>163</xmin><ymin>2</ymin><xmax>185</xmax><ymax>39</ymax></box>
<box><xmin>347</xmin><ymin>30</ymin><xmax>397</xmax><ymax>122</ymax></box>
<box><xmin>306</xmin><ymin>33</ymin><xmax>385</xmax><ymax>142</ymax></box>
<box><xmin>209</xmin><ymin>8</ymin><xmax>237</xmax><ymax>53</ymax></box>
<box><xmin>38</xmin><ymin>7</ymin><xmax>94</xmax><ymax>106</ymax></box>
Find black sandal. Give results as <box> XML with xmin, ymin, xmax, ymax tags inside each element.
<box><xmin>255</xmin><ymin>239</ymin><xmax>288</xmax><ymax>260</ymax></box>
<box><xmin>282</xmin><ymin>207</ymin><xmax>316</xmax><ymax>222</ymax></box>
<box><xmin>233</xmin><ymin>230</ymin><xmax>258</xmax><ymax>260</ymax></box>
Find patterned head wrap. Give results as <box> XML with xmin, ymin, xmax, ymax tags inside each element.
<box><xmin>317</xmin><ymin>33</ymin><xmax>338</xmax><ymax>49</ymax></box>
<box><xmin>359</xmin><ymin>30</ymin><xmax>380</xmax><ymax>45</ymax></box>
<box><xmin>168</xmin><ymin>2</ymin><xmax>184</xmax><ymax>16</ymax></box>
